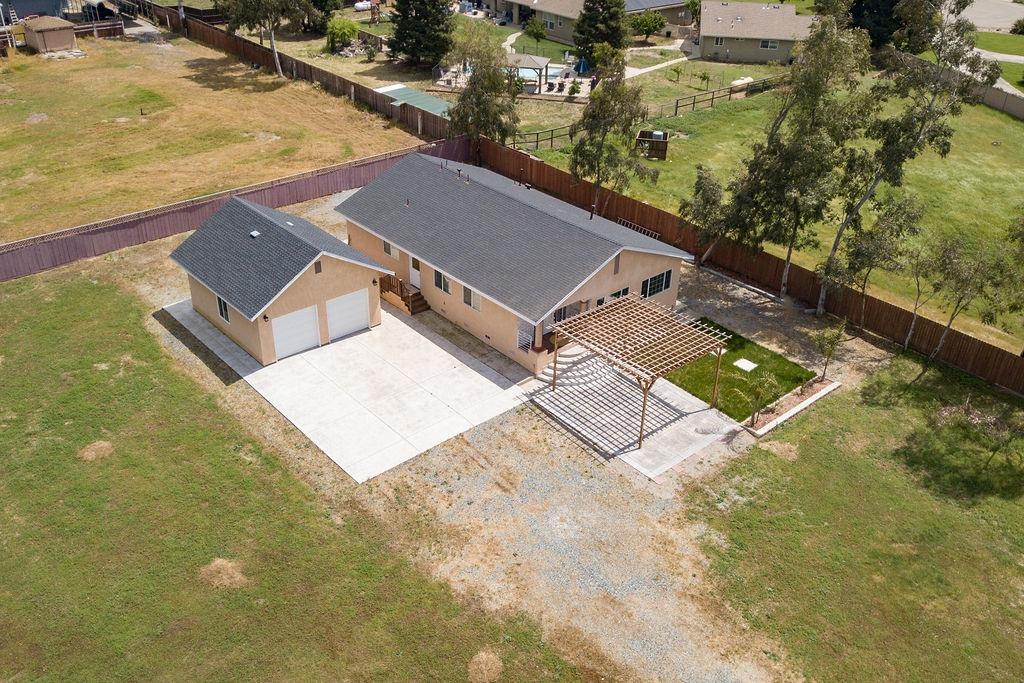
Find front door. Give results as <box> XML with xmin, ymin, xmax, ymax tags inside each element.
<box><xmin>409</xmin><ymin>256</ymin><xmax>421</xmax><ymax>288</ymax></box>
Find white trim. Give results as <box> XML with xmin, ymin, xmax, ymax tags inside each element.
<box><xmin>749</xmin><ymin>381</ymin><xmax>841</xmax><ymax>437</ymax></box>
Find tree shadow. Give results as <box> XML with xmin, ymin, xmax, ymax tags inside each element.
<box><xmin>895</xmin><ymin>419</ymin><xmax>1024</xmax><ymax>504</ymax></box>
<box><xmin>181</xmin><ymin>56</ymin><xmax>289</xmax><ymax>93</ymax></box>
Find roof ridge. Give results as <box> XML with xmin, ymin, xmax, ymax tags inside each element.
<box><xmin>415</xmin><ymin>154</ymin><xmax>626</xmax><ymax>252</ymax></box>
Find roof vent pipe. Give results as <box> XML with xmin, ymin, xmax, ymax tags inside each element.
<box><xmin>457</xmin><ymin>168</ymin><xmax>462</xmax><ymax>178</ymax></box>
<box><xmin>405</xmin><ymin>198</ymin><xmax>410</xmax><ymax>207</ymax></box>
<box><xmin>249</xmin><ymin>230</ymin><xmax>260</xmax><ymax>238</ymax></box>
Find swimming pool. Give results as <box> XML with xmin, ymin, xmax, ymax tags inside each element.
<box><xmin>516</xmin><ymin>66</ymin><xmax>569</xmax><ymax>80</ymax></box>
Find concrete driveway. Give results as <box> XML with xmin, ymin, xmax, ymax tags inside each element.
<box><xmin>166</xmin><ymin>300</ymin><xmax>531</xmax><ymax>482</ymax></box>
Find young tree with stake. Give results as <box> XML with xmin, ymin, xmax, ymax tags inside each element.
<box><xmin>811</xmin><ymin>320</ymin><xmax>845</xmax><ymax>380</ymax></box>
<box><xmin>524</xmin><ymin>16</ymin><xmax>547</xmax><ymax>52</ymax></box>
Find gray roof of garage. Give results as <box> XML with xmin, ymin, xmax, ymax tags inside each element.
<box><xmin>335</xmin><ymin>153</ymin><xmax>687</xmax><ymax>323</ymax></box>
<box><xmin>170</xmin><ymin>197</ymin><xmax>387</xmax><ymax>320</ymax></box>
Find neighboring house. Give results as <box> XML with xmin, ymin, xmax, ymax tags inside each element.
<box><xmin>492</xmin><ymin>0</ymin><xmax>692</xmax><ymax>45</ymax></box>
<box><xmin>23</xmin><ymin>15</ymin><xmax>76</xmax><ymax>52</ymax></box>
<box><xmin>170</xmin><ymin>198</ymin><xmax>391</xmax><ymax>366</ymax></box>
<box><xmin>335</xmin><ymin>154</ymin><xmax>689</xmax><ymax>374</ymax></box>
<box><xmin>699</xmin><ymin>1</ymin><xmax>814</xmax><ymax>63</ymax></box>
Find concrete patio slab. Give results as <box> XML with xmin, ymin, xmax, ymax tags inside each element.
<box><xmin>165</xmin><ymin>299</ymin><xmax>534</xmax><ymax>483</ymax></box>
<box><xmin>530</xmin><ymin>353</ymin><xmax>739</xmax><ymax>479</ymax></box>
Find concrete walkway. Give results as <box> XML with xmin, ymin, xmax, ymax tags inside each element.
<box><xmin>501</xmin><ymin>30</ymin><xmax>522</xmax><ymax>53</ymax></box>
<box><xmin>977</xmin><ymin>47</ymin><xmax>1024</xmax><ymax>64</ymax></box>
<box><xmin>625</xmin><ymin>55</ymin><xmax>688</xmax><ymax>79</ymax></box>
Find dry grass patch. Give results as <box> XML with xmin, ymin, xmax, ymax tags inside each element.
<box><xmin>467</xmin><ymin>648</ymin><xmax>503</xmax><ymax>683</ymax></box>
<box><xmin>76</xmin><ymin>440</ymin><xmax>114</xmax><ymax>462</ymax></box>
<box><xmin>198</xmin><ymin>558</ymin><xmax>250</xmax><ymax>588</ymax></box>
<box><xmin>0</xmin><ymin>33</ymin><xmax>420</xmax><ymax>243</ymax></box>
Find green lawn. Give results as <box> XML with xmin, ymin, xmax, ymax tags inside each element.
<box><xmin>631</xmin><ymin>60</ymin><xmax>789</xmax><ymax>111</ymax></box>
<box><xmin>686</xmin><ymin>355</ymin><xmax>1024</xmax><ymax>681</ymax></box>
<box><xmin>974</xmin><ymin>31</ymin><xmax>1024</xmax><ymax>56</ymax></box>
<box><xmin>0</xmin><ymin>275</ymin><xmax>576</xmax><ymax>680</ymax></box>
<box><xmin>626</xmin><ymin>49</ymin><xmax>682</xmax><ymax>69</ymax></box>
<box><xmin>666</xmin><ymin>319</ymin><xmax>814</xmax><ymax>421</ymax></box>
<box><xmin>1000</xmin><ymin>61</ymin><xmax>1024</xmax><ymax>93</ymax></box>
<box><xmin>534</xmin><ymin>92</ymin><xmax>1024</xmax><ymax>348</ymax></box>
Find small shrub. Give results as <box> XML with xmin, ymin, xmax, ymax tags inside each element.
<box><xmin>325</xmin><ymin>16</ymin><xmax>359</xmax><ymax>53</ymax></box>
<box><xmin>567</xmin><ymin>79</ymin><xmax>581</xmax><ymax>96</ymax></box>
<box><xmin>1012</xmin><ymin>17</ymin><xmax>1024</xmax><ymax>34</ymax></box>
<box><xmin>365</xmin><ymin>41</ymin><xmax>379</xmax><ymax>61</ymax></box>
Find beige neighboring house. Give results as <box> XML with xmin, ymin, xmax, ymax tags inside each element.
<box><xmin>699</xmin><ymin>1</ymin><xmax>814</xmax><ymax>63</ymax></box>
<box><xmin>170</xmin><ymin>198</ymin><xmax>391</xmax><ymax>366</ymax></box>
<box><xmin>23</xmin><ymin>15</ymin><xmax>76</xmax><ymax>53</ymax></box>
<box><xmin>335</xmin><ymin>154</ymin><xmax>689</xmax><ymax>375</ymax></box>
<box><xmin>492</xmin><ymin>0</ymin><xmax>692</xmax><ymax>46</ymax></box>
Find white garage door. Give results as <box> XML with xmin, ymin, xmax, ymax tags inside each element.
<box><xmin>272</xmin><ymin>305</ymin><xmax>320</xmax><ymax>360</ymax></box>
<box><xmin>327</xmin><ymin>289</ymin><xmax>370</xmax><ymax>341</ymax></box>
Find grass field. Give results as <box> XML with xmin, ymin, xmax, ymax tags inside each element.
<box><xmin>974</xmin><ymin>30</ymin><xmax>1024</xmax><ymax>56</ymax></box>
<box><xmin>0</xmin><ymin>35</ymin><xmax>418</xmax><ymax>244</ymax></box>
<box><xmin>626</xmin><ymin>49</ymin><xmax>682</xmax><ymax>69</ymax></box>
<box><xmin>686</xmin><ymin>355</ymin><xmax>1024</xmax><ymax>681</ymax></box>
<box><xmin>667</xmin><ymin>319</ymin><xmax>815</xmax><ymax>421</ymax></box>
<box><xmin>534</xmin><ymin>92</ymin><xmax>1024</xmax><ymax>348</ymax></box>
<box><xmin>632</xmin><ymin>60</ymin><xmax>788</xmax><ymax>110</ymax></box>
<box><xmin>1000</xmin><ymin>60</ymin><xmax>1024</xmax><ymax>92</ymax></box>
<box><xmin>0</xmin><ymin>273</ymin><xmax>577</xmax><ymax>680</ymax></box>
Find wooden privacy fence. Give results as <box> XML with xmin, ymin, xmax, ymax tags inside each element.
<box><xmin>134</xmin><ymin>1</ymin><xmax>449</xmax><ymax>139</ymax></box>
<box><xmin>479</xmin><ymin>139</ymin><xmax>1024</xmax><ymax>394</ymax></box>
<box><xmin>0</xmin><ymin>138</ymin><xmax>469</xmax><ymax>282</ymax></box>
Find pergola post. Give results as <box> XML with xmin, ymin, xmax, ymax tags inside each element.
<box><xmin>550</xmin><ymin>334</ymin><xmax>559</xmax><ymax>390</ymax></box>
<box><xmin>637</xmin><ymin>378</ymin><xmax>653</xmax><ymax>448</ymax></box>
<box><xmin>710</xmin><ymin>342</ymin><xmax>724</xmax><ymax>408</ymax></box>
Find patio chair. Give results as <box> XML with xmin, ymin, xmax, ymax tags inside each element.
<box><xmin>546</xmin><ymin>81</ymin><xmax>555</xmax><ymax>92</ymax></box>
<box><xmin>556</xmin><ymin>81</ymin><xmax>565</xmax><ymax>93</ymax></box>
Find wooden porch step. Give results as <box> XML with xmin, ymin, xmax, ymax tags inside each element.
<box><xmin>408</xmin><ymin>291</ymin><xmax>430</xmax><ymax>315</ymax></box>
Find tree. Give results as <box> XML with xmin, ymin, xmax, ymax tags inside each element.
<box><xmin>448</xmin><ymin>21</ymin><xmax>520</xmax><ymax>162</ymax></box>
<box><xmin>811</xmin><ymin>320</ymin><xmax>845</xmax><ymax>380</ymax></box>
<box><xmin>734</xmin><ymin>369</ymin><xmax>782</xmax><ymax>427</ymax></box>
<box><xmin>524</xmin><ymin>16</ymin><xmax>547</xmax><ymax>52</ymax></box>
<box><xmin>325</xmin><ymin>16</ymin><xmax>358</xmax><ymax>52</ymax></box>
<box><xmin>845</xmin><ymin>191</ymin><xmax>923</xmax><ymax>328</ymax></box>
<box><xmin>928</xmin><ymin>232</ymin><xmax>1018</xmax><ymax>359</ymax></box>
<box><xmin>568</xmin><ymin>49</ymin><xmax>656</xmax><ymax>218</ymax></box>
<box><xmin>388</xmin><ymin>0</ymin><xmax>453</xmax><ymax>65</ymax></box>
<box><xmin>849</xmin><ymin>0</ymin><xmax>901</xmax><ymax>47</ymax></box>
<box><xmin>217</xmin><ymin>0</ymin><xmax>312</xmax><ymax>78</ymax></box>
<box><xmin>697</xmin><ymin>69</ymin><xmax>711</xmax><ymax>90</ymax></box>
<box><xmin>1013</xmin><ymin>17</ymin><xmax>1024</xmax><ymax>35</ymax></box>
<box><xmin>573</xmin><ymin>0</ymin><xmax>629</xmax><ymax>61</ymax></box>
<box><xmin>900</xmin><ymin>238</ymin><xmax>939</xmax><ymax>349</ymax></box>
<box><xmin>684</xmin><ymin>0</ymin><xmax>701</xmax><ymax>27</ymax></box>
<box><xmin>730</xmin><ymin>16</ymin><xmax>873</xmax><ymax>299</ymax></box>
<box><xmin>679</xmin><ymin>166</ymin><xmax>729</xmax><ymax>268</ymax></box>
<box><xmin>629</xmin><ymin>9</ymin><xmax>666</xmax><ymax>43</ymax></box>
<box><xmin>815</xmin><ymin>0</ymin><xmax>1000</xmax><ymax>315</ymax></box>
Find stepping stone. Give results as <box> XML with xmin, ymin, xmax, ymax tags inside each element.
<box><xmin>733</xmin><ymin>358</ymin><xmax>758</xmax><ymax>372</ymax></box>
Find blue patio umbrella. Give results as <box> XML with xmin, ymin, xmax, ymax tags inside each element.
<box><xmin>574</xmin><ymin>56</ymin><xmax>589</xmax><ymax>75</ymax></box>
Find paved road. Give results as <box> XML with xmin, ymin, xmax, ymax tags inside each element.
<box><xmin>964</xmin><ymin>0</ymin><xmax>1024</xmax><ymax>29</ymax></box>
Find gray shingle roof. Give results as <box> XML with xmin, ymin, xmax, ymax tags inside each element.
<box><xmin>700</xmin><ymin>1</ymin><xmax>814</xmax><ymax>40</ymax></box>
<box><xmin>171</xmin><ymin>197</ymin><xmax>387</xmax><ymax>320</ymax></box>
<box><xmin>335</xmin><ymin>154</ymin><xmax>687</xmax><ymax>324</ymax></box>
<box><xmin>626</xmin><ymin>0</ymin><xmax>686</xmax><ymax>12</ymax></box>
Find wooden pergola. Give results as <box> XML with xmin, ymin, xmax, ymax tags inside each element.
<box><xmin>550</xmin><ymin>293</ymin><xmax>731</xmax><ymax>447</ymax></box>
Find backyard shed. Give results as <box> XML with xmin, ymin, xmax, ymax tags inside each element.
<box><xmin>23</xmin><ymin>15</ymin><xmax>76</xmax><ymax>53</ymax></box>
<box><xmin>170</xmin><ymin>198</ymin><xmax>392</xmax><ymax>366</ymax></box>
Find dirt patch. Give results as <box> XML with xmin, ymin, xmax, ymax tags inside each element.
<box><xmin>77</xmin><ymin>440</ymin><xmax>114</xmax><ymax>462</ymax></box>
<box><xmin>245</xmin><ymin>130</ymin><xmax>281</xmax><ymax>143</ymax></box>
<box><xmin>760</xmin><ymin>439</ymin><xmax>798</xmax><ymax>461</ymax></box>
<box><xmin>467</xmin><ymin>648</ymin><xmax>503</xmax><ymax>683</ymax></box>
<box><xmin>199</xmin><ymin>558</ymin><xmax>249</xmax><ymax>588</ymax></box>
<box><xmin>24</xmin><ymin>112</ymin><xmax>49</xmax><ymax>125</ymax></box>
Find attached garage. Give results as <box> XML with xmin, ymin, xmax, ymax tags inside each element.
<box><xmin>170</xmin><ymin>197</ymin><xmax>391</xmax><ymax>366</ymax></box>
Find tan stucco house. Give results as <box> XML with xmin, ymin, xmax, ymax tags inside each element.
<box><xmin>335</xmin><ymin>154</ymin><xmax>689</xmax><ymax>375</ymax></box>
<box><xmin>699</xmin><ymin>1</ymin><xmax>814</xmax><ymax>63</ymax></box>
<box><xmin>170</xmin><ymin>198</ymin><xmax>391</xmax><ymax>366</ymax></box>
<box><xmin>23</xmin><ymin>15</ymin><xmax>76</xmax><ymax>53</ymax></box>
<box><xmin>492</xmin><ymin>0</ymin><xmax>692</xmax><ymax>45</ymax></box>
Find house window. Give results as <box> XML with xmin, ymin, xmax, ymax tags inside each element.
<box><xmin>314</xmin><ymin>261</ymin><xmax>322</xmax><ymax>274</ymax></box>
<box><xmin>463</xmin><ymin>285</ymin><xmax>480</xmax><ymax>310</ymax></box>
<box><xmin>553</xmin><ymin>305</ymin><xmax>570</xmax><ymax>322</ymax></box>
<box><xmin>714</xmin><ymin>36</ymin><xmax>725</xmax><ymax>46</ymax></box>
<box><xmin>383</xmin><ymin>240</ymin><xmax>396</xmax><ymax>258</ymax></box>
<box><xmin>216</xmin><ymin>295</ymin><xmax>230</xmax><ymax>322</ymax></box>
<box><xmin>641</xmin><ymin>270</ymin><xmax>673</xmax><ymax>298</ymax></box>
<box><xmin>609</xmin><ymin>287</ymin><xmax>629</xmax><ymax>299</ymax></box>
<box><xmin>557</xmin><ymin>16</ymin><xmax>563</xmax><ymax>27</ymax></box>
<box><xmin>596</xmin><ymin>297</ymin><xmax>606</xmax><ymax>306</ymax></box>
<box><xmin>434</xmin><ymin>269</ymin><xmax>451</xmax><ymax>294</ymax></box>
<box><xmin>760</xmin><ymin>39</ymin><xmax>779</xmax><ymax>49</ymax></box>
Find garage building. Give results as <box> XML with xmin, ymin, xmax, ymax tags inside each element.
<box><xmin>171</xmin><ymin>197</ymin><xmax>391</xmax><ymax>366</ymax></box>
